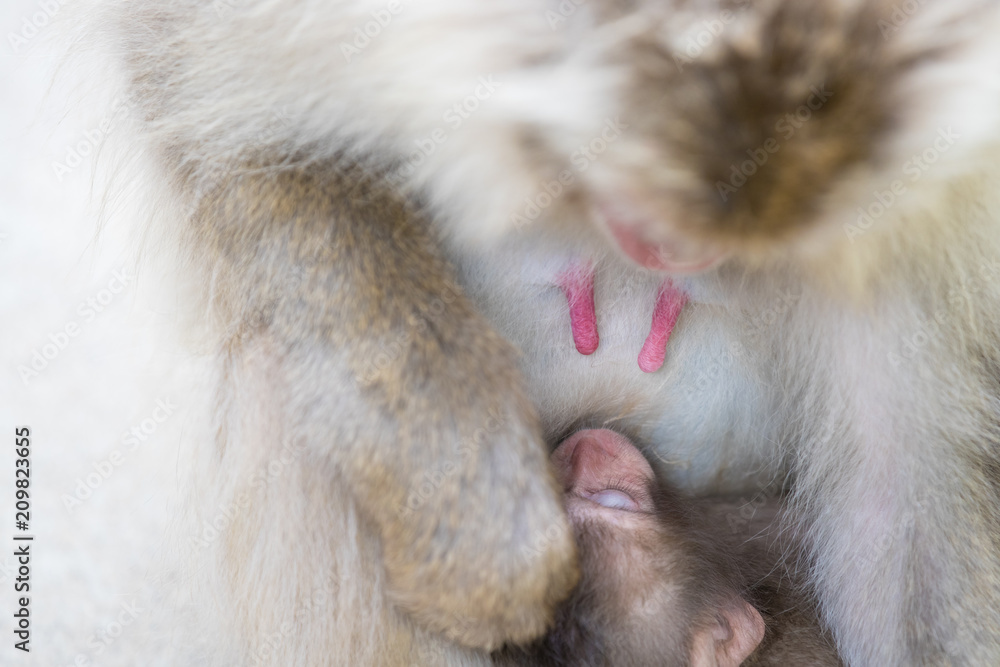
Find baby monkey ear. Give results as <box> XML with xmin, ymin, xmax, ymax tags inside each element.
<box><xmin>690</xmin><ymin>598</ymin><xmax>765</xmax><ymax>667</ymax></box>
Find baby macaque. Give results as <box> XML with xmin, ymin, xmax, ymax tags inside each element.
<box><xmin>496</xmin><ymin>429</ymin><xmax>841</xmax><ymax>667</ymax></box>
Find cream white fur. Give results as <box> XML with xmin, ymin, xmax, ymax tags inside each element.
<box><xmin>91</xmin><ymin>0</ymin><xmax>1000</xmax><ymax>665</ymax></box>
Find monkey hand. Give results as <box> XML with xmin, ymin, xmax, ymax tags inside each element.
<box><xmin>346</xmin><ymin>322</ymin><xmax>579</xmax><ymax>650</ymax></box>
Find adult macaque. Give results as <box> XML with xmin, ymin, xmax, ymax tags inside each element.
<box><xmin>495</xmin><ymin>429</ymin><xmax>841</xmax><ymax>667</ymax></box>
<box><xmin>95</xmin><ymin>0</ymin><xmax>1000</xmax><ymax>664</ymax></box>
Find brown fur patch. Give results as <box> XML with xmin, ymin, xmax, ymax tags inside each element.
<box><xmin>617</xmin><ymin>0</ymin><xmax>943</xmax><ymax>245</ymax></box>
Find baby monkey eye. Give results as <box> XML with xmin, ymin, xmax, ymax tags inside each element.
<box><xmin>582</xmin><ymin>478</ymin><xmax>654</xmax><ymax>513</ymax></box>
<box><xmin>588</xmin><ymin>489</ymin><xmax>640</xmax><ymax>512</ymax></box>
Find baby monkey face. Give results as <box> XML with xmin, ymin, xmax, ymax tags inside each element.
<box><xmin>544</xmin><ymin>430</ymin><xmax>764</xmax><ymax>667</ymax></box>
<box><xmin>553</xmin><ymin>429</ymin><xmax>658</xmax><ymax>516</ymax></box>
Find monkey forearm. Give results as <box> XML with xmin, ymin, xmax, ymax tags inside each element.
<box><xmin>188</xmin><ymin>161</ymin><xmax>577</xmax><ymax>648</ymax></box>
<box><xmin>118</xmin><ymin>0</ymin><xmax>611</xmax><ymax>244</ymax></box>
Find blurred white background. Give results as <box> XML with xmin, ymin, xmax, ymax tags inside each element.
<box><xmin>1</xmin><ymin>1</ymin><xmax>198</xmax><ymax>664</ymax></box>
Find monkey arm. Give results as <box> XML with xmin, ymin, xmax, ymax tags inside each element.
<box><xmin>112</xmin><ymin>0</ymin><xmax>613</xmax><ymax>245</ymax></box>
<box><xmin>188</xmin><ymin>162</ymin><xmax>578</xmax><ymax>650</ymax></box>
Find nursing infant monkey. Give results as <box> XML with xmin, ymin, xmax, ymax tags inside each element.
<box><xmin>495</xmin><ymin>429</ymin><xmax>841</xmax><ymax>666</ymax></box>
<box><xmin>101</xmin><ymin>0</ymin><xmax>1000</xmax><ymax>665</ymax></box>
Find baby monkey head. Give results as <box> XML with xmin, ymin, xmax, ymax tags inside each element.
<box><xmin>501</xmin><ymin>429</ymin><xmax>764</xmax><ymax>667</ymax></box>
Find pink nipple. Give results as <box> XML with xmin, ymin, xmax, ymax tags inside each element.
<box><xmin>638</xmin><ymin>280</ymin><xmax>687</xmax><ymax>373</ymax></box>
<box><xmin>556</xmin><ymin>262</ymin><xmax>599</xmax><ymax>356</ymax></box>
